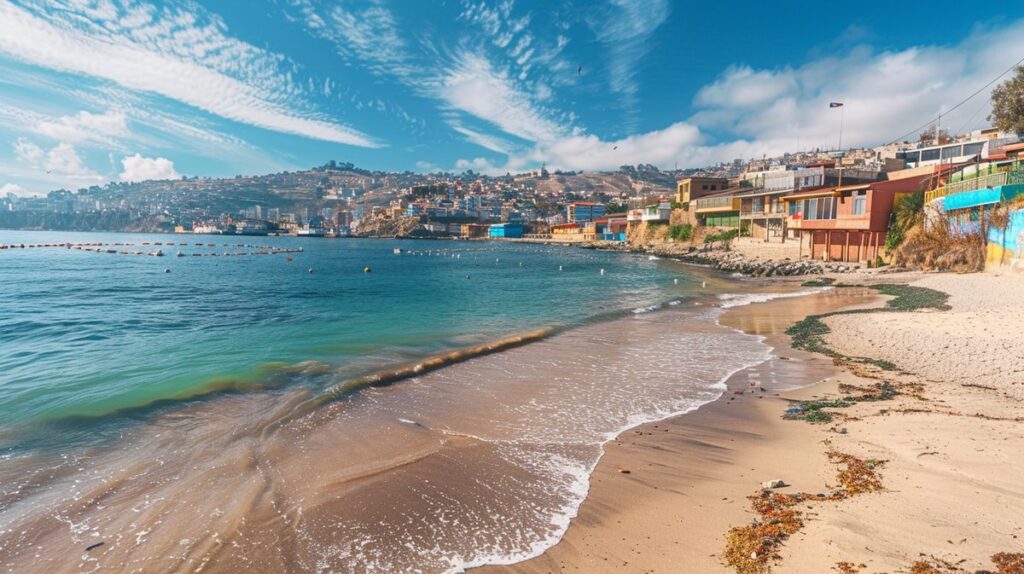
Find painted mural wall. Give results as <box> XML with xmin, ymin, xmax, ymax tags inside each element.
<box><xmin>987</xmin><ymin>209</ymin><xmax>1024</xmax><ymax>272</ymax></box>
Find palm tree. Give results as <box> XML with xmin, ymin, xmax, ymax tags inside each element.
<box><xmin>892</xmin><ymin>191</ymin><xmax>925</xmax><ymax>234</ymax></box>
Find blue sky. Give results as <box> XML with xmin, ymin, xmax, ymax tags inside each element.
<box><xmin>1</xmin><ymin>0</ymin><xmax>1023</xmax><ymax>196</ymax></box>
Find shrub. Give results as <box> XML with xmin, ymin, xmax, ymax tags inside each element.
<box><xmin>668</xmin><ymin>223</ymin><xmax>693</xmax><ymax>241</ymax></box>
<box><xmin>704</xmin><ymin>228</ymin><xmax>739</xmax><ymax>244</ymax></box>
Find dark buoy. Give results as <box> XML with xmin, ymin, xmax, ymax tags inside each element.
<box><xmin>163</xmin><ymin>268</ymin><xmax>171</xmax><ymax>273</ymax></box>
<box><xmin>363</xmin><ymin>266</ymin><xmax>372</xmax><ymax>273</ymax></box>
<box><xmin>465</xmin><ymin>274</ymin><xmax>471</xmax><ymax>280</ymax></box>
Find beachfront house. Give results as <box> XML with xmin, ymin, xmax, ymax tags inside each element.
<box><xmin>488</xmin><ymin>223</ymin><xmax>525</xmax><ymax>239</ymax></box>
<box><xmin>734</xmin><ymin>166</ymin><xmax>825</xmax><ymax>242</ymax></box>
<box><xmin>693</xmin><ymin>188</ymin><xmax>742</xmax><ymax>228</ymax></box>
<box><xmin>785</xmin><ymin>172</ymin><xmax>936</xmax><ymax>262</ymax></box>
<box><xmin>460</xmin><ymin>223</ymin><xmax>490</xmax><ymax>239</ymax></box>
<box><xmin>626</xmin><ymin>201</ymin><xmax>672</xmax><ymax>225</ymax></box>
<box><xmin>596</xmin><ymin>213</ymin><xmax>628</xmax><ymax>241</ymax></box>
<box><xmin>676</xmin><ymin>176</ymin><xmax>729</xmax><ymax>204</ymax></box>
<box><xmin>550</xmin><ymin>222</ymin><xmax>596</xmax><ymax>242</ymax></box>
<box><xmin>566</xmin><ymin>202</ymin><xmax>607</xmax><ymax>223</ymax></box>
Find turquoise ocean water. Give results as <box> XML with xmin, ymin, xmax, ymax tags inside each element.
<box><xmin>0</xmin><ymin>230</ymin><xmax>694</xmax><ymax>447</ymax></box>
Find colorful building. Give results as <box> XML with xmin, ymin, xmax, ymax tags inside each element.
<box><xmin>460</xmin><ymin>223</ymin><xmax>490</xmax><ymax>238</ymax></box>
<box><xmin>566</xmin><ymin>202</ymin><xmax>607</xmax><ymax>223</ymax></box>
<box><xmin>693</xmin><ymin>189</ymin><xmax>741</xmax><ymax>228</ymax></box>
<box><xmin>488</xmin><ymin>222</ymin><xmax>525</xmax><ymax>238</ymax></box>
<box><xmin>550</xmin><ymin>222</ymin><xmax>596</xmax><ymax>242</ymax></box>
<box><xmin>596</xmin><ymin>214</ymin><xmax>628</xmax><ymax>241</ymax></box>
<box><xmin>786</xmin><ymin>172</ymin><xmax>934</xmax><ymax>262</ymax></box>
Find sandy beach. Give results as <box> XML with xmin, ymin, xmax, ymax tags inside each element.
<box><xmin>485</xmin><ymin>271</ymin><xmax>1024</xmax><ymax>574</ymax></box>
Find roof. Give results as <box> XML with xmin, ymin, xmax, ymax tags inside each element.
<box><xmin>999</xmin><ymin>142</ymin><xmax>1024</xmax><ymax>153</ymax></box>
<box><xmin>568</xmin><ymin>201</ymin><xmax>602</xmax><ymax>206</ymax></box>
<box><xmin>784</xmin><ymin>187</ymin><xmax>844</xmax><ymax>201</ymax></box>
<box><xmin>695</xmin><ymin>187</ymin><xmax>744</xmax><ymax>199</ymax></box>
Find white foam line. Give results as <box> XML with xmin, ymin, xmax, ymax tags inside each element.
<box><xmin>717</xmin><ymin>287</ymin><xmax>831</xmax><ymax>309</ymax></box>
<box><xmin>448</xmin><ymin>323</ymin><xmax>776</xmax><ymax>573</ymax></box>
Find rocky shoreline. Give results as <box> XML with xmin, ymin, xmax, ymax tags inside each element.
<box><xmin>579</xmin><ymin>240</ymin><xmax>860</xmax><ymax>276</ymax></box>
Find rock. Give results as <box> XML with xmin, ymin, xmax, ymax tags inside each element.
<box><xmin>761</xmin><ymin>479</ymin><xmax>787</xmax><ymax>489</ymax></box>
<box><xmin>618</xmin><ymin>468</ymin><xmax>631</xmax><ymax>474</ymax></box>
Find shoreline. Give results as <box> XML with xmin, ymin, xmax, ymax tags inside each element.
<box><xmin>483</xmin><ymin>271</ymin><xmax>1024</xmax><ymax>574</ymax></box>
<box><xmin>477</xmin><ymin>283</ymin><xmax>878</xmax><ymax>574</ymax></box>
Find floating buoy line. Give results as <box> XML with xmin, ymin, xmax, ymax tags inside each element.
<box><xmin>0</xmin><ymin>241</ymin><xmax>303</xmax><ymax>258</ymax></box>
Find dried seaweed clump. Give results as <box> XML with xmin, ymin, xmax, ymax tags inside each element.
<box><xmin>992</xmin><ymin>553</ymin><xmax>1024</xmax><ymax>574</ymax></box>
<box><xmin>723</xmin><ymin>450</ymin><xmax>884</xmax><ymax>573</ymax></box>
<box><xmin>723</xmin><ymin>491</ymin><xmax>825</xmax><ymax>574</ymax></box>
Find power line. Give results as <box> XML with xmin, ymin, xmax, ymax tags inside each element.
<box><xmin>884</xmin><ymin>54</ymin><xmax>1024</xmax><ymax>146</ymax></box>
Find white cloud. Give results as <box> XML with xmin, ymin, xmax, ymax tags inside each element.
<box><xmin>13</xmin><ymin>137</ymin><xmax>44</xmax><ymax>165</ymax></box>
<box><xmin>438</xmin><ymin>51</ymin><xmax>567</xmax><ymax>144</ymax></box>
<box><xmin>288</xmin><ymin>0</ymin><xmax>416</xmax><ymax>80</ymax></box>
<box><xmin>689</xmin><ymin>21</ymin><xmax>1024</xmax><ymax>156</ymax></box>
<box><xmin>587</xmin><ymin>0</ymin><xmax>670</xmax><ymax>128</ymax></box>
<box><xmin>694</xmin><ymin>66</ymin><xmax>798</xmax><ymax>109</ymax></box>
<box><xmin>13</xmin><ymin>137</ymin><xmax>100</xmax><ymax>180</ymax></box>
<box><xmin>119</xmin><ymin>153</ymin><xmax>181</xmax><ymax>182</ymax></box>
<box><xmin>0</xmin><ymin>0</ymin><xmax>380</xmax><ymax>147</ymax></box>
<box><xmin>1</xmin><ymin>182</ymin><xmax>32</xmax><ymax>197</ymax></box>
<box><xmin>35</xmin><ymin>110</ymin><xmax>129</xmax><ymax>144</ymax></box>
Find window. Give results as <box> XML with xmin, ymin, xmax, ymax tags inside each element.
<box><xmin>941</xmin><ymin>145</ymin><xmax>962</xmax><ymax>159</ymax></box>
<box><xmin>806</xmin><ymin>198</ymin><xmax>818</xmax><ymax>220</ymax></box>
<box><xmin>963</xmin><ymin>142</ymin><xmax>984</xmax><ymax>157</ymax></box>
<box><xmin>921</xmin><ymin>148</ymin><xmax>940</xmax><ymax>162</ymax></box>
<box><xmin>852</xmin><ymin>191</ymin><xmax>866</xmax><ymax>215</ymax></box>
<box><xmin>702</xmin><ymin>184</ymin><xmax>708</xmax><ymax>190</ymax></box>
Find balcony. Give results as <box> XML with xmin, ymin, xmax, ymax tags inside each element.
<box><xmin>694</xmin><ymin>195</ymin><xmax>739</xmax><ymax>213</ymax></box>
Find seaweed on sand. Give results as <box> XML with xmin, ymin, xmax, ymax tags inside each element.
<box><xmin>722</xmin><ymin>451</ymin><xmax>886</xmax><ymax>574</ymax></box>
<box><xmin>785</xmin><ymin>284</ymin><xmax>950</xmax><ymax>372</ymax></box>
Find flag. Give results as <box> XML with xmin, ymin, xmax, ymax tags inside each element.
<box><xmin>829</xmin><ymin>102</ymin><xmax>844</xmax><ymax>108</ymax></box>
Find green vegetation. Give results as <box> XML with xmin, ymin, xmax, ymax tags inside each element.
<box><xmin>667</xmin><ymin>223</ymin><xmax>693</xmax><ymax>241</ymax></box>
<box><xmin>785</xmin><ymin>284</ymin><xmax>950</xmax><ymax>372</ymax></box>
<box><xmin>800</xmin><ymin>277</ymin><xmax>835</xmax><ymax>287</ymax></box>
<box><xmin>885</xmin><ymin>191</ymin><xmax>925</xmax><ymax>250</ymax></box>
<box><xmin>704</xmin><ymin>228</ymin><xmax>739</xmax><ymax>243</ymax></box>
<box><xmin>670</xmin><ymin>200</ymin><xmax>689</xmax><ymax>210</ymax></box>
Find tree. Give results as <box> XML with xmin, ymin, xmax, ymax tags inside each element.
<box><xmin>990</xmin><ymin>65</ymin><xmax>1024</xmax><ymax>135</ymax></box>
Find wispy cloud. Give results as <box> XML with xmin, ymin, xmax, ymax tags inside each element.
<box><xmin>436</xmin><ymin>50</ymin><xmax>567</xmax><ymax>144</ymax></box>
<box><xmin>0</xmin><ymin>0</ymin><xmax>381</xmax><ymax>147</ymax></box>
<box><xmin>35</xmin><ymin>110</ymin><xmax>129</xmax><ymax>145</ymax></box>
<box><xmin>288</xmin><ymin>0</ymin><xmax>418</xmax><ymax>80</ymax></box>
<box><xmin>586</xmin><ymin>0</ymin><xmax>669</xmax><ymax>131</ymax></box>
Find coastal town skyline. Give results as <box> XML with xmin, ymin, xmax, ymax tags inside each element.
<box><xmin>2</xmin><ymin>0</ymin><xmax>1024</xmax><ymax>198</ymax></box>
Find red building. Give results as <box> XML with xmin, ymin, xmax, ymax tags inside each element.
<box><xmin>785</xmin><ymin>172</ymin><xmax>936</xmax><ymax>262</ymax></box>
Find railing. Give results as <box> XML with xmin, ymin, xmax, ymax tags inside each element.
<box><xmin>924</xmin><ymin>187</ymin><xmax>949</xmax><ymax>204</ymax></box>
<box><xmin>947</xmin><ymin>169</ymin><xmax>1024</xmax><ymax>195</ymax></box>
<box><xmin>926</xmin><ymin>168</ymin><xmax>1024</xmax><ymax>204</ymax></box>
<box><xmin>694</xmin><ymin>196</ymin><xmax>736</xmax><ymax>211</ymax></box>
